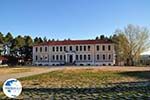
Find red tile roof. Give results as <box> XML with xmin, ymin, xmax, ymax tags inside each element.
<box><xmin>34</xmin><ymin>39</ymin><xmax>113</xmax><ymax>46</ymax></box>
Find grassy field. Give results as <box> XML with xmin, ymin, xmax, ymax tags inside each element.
<box><xmin>0</xmin><ymin>66</ymin><xmax>150</xmax><ymax>99</ymax></box>
<box><xmin>20</xmin><ymin>67</ymin><xmax>150</xmax><ymax>88</ymax></box>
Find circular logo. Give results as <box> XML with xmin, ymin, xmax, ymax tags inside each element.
<box><xmin>3</xmin><ymin>78</ymin><xmax>22</xmax><ymax>98</ymax></box>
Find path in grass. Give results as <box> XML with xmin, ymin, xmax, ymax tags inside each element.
<box><xmin>0</xmin><ymin>67</ymin><xmax>62</xmax><ymax>82</ymax></box>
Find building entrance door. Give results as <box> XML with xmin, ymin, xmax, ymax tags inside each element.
<box><xmin>69</xmin><ymin>55</ymin><xmax>73</xmax><ymax>63</ymax></box>
<box><xmin>65</xmin><ymin>52</ymin><xmax>75</xmax><ymax>64</ymax></box>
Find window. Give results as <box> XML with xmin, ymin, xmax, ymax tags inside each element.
<box><xmin>40</xmin><ymin>47</ymin><xmax>42</xmax><ymax>52</ymax></box>
<box><xmin>80</xmin><ymin>55</ymin><xmax>82</xmax><ymax>60</ymax></box>
<box><xmin>102</xmin><ymin>45</ymin><xmax>105</xmax><ymax>51</ymax></box>
<box><xmin>103</xmin><ymin>55</ymin><xmax>105</xmax><ymax>60</ymax></box>
<box><xmin>84</xmin><ymin>46</ymin><xmax>86</xmax><ymax>51</ymax></box>
<box><xmin>35</xmin><ymin>56</ymin><xmax>38</xmax><ymax>61</ymax></box>
<box><xmin>56</xmin><ymin>55</ymin><xmax>59</xmax><ymax>60</ymax></box>
<box><xmin>70</xmin><ymin>46</ymin><xmax>72</xmax><ymax>51</ymax></box>
<box><xmin>108</xmin><ymin>45</ymin><xmax>111</xmax><ymax>51</ymax></box>
<box><xmin>84</xmin><ymin>55</ymin><xmax>86</xmax><ymax>60</ymax></box>
<box><xmin>45</xmin><ymin>55</ymin><xmax>48</xmax><ymax>60</ymax></box>
<box><xmin>64</xmin><ymin>55</ymin><xmax>66</xmax><ymax>60</ymax></box>
<box><xmin>88</xmin><ymin>46</ymin><xmax>91</xmax><ymax>51</ymax></box>
<box><xmin>80</xmin><ymin>46</ymin><xmax>82</xmax><ymax>51</ymax></box>
<box><xmin>64</xmin><ymin>46</ymin><xmax>66</xmax><ymax>51</ymax></box>
<box><xmin>96</xmin><ymin>45</ymin><xmax>99</xmax><ymax>51</ymax></box>
<box><xmin>76</xmin><ymin>46</ymin><xmax>78</xmax><ymax>51</ymax></box>
<box><xmin>60</xmin><ymin>46</ymin><xmax>62</xmax><ymax>52</ymax></box>
<box><xmin>76</xmin><ymin>55</ymin><xmax>78</xmax><ymax>60</ymax></box>
<box><xmin>35</xmin><ymin>47</ymin><xmax>38</xmax><ymax>52</ymax></box>
<box><xmin>97</xmin><ymin>55</ymin><xmax>99</xmax><ymax>60</ymax></box>
<box><xmin>52</xmin><ymin>55</ymin><xmax>55</xmax><ymax>60</ymax></box>
<box><xmin>88</xmin><ymin>55</ymin><xmax>91</xmax><ymax>60</ymax></box>
<box><xmin>52</xmin><ymin>47</ymin><xmax>55</xmax><ymax>52</ymax></box>
<box><xmin>60</xmin><ymin>55</ymin><xmax>62</xmax><ymax>60</ymax></box>
<box><xmin>108</xmin><ymin>54</ymin><xmax>111</xmax><ymax>60</ymax></box>
<box><xmin>45</xmin><ymin>47</ymin><xmax>47</xmax><ymax>52</ymax></box>
<box><xmin>56</xmin><ymin>47</ymin><xmax>59</xmax><ymax>52</ymax></box>
<box><xmin>40</xmin><ymin>56</ymin><xmax>42</xmax><ymax>60</ymax></box>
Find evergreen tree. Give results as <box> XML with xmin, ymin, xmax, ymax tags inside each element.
<box><xmin>95</xmin><ymin>36</ymin><xmax>99</xmax><ymax>40</ymax></box>
<box><xmin>34</xmin><ymin>37</ymin><xmax>39</xmax><ymax>44</ymax></box>
<box><xmin>38</xmin><ymin>37</ymin><xmax>43</xmax><ymax>43</ymax></box>
<box><xmin>5</xmin><ymin>32</ymin><xmax>13</xmax><ymax>43</ymax></box>
<box><xmin>14</xmin><ymin>35</ymin><xmax>25</xmax><ymax>48</ymax></box>
<box><xmin>43</xmin><ymin>36</ymin><xmax>47</xmax><ymax>42</ymax></box>
<box><xmin>0</xmin><ymin>32</ymin><xmax>4</xmax><ymax>43</ymax></box>
<box><xmin>24</xmin><ymin>36</ymin><xmax>33</xmax><ymax>46</ymax></box>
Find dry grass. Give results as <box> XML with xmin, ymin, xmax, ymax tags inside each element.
<box><xmin>0</xmin><ymin>67</ymin><xmax>31</xmax><ymax>75</ymax></box>
<box><xmin>20</xmin><ymin>67</ymin><xmax>150</xmax><ymax>88</ymax></box>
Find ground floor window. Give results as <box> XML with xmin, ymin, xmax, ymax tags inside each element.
<box><xmin>97</xmin><ymin>54</ymin><xmax>99</xmax><ymax>60</ymax></box>
<box><xmin>60</xmin><ymin>55</ymin><xmax>62</xmax><ymax>60</ymax></box>
<box><xmin>84</xmin><ymin>55</ymin><xmax>86</xmax><ymax>60</ymax></box>
<box><xmin>80</xmin><ymin>55</ymin><xmax>82</xmax><ymax>60</ymax></box>
<box><xmin>103</xmin><ymin>55</ymin><xmax>105</xmax><ymax>60</ymax></box>
<box><xmin>76</xmin><ymin>55</ymin><xmax>78</xmax><ymax>60</ymax></box>
<box><xmin>64</xmin><ymin>55</ymin><xmax>66</xmax><ymax>60</ymax></box>
<box><xmin>35</xmin><ymin>56</ymin><xmax>38</xmax><ymax>61</ymax></box>
<box><xmin>52</xmin><ymin>55</ymin><xmax>55</xmax><ymax>60</ymax></box>
<box><xmin>88</xmin><ymin>55</ymin><xmax>91</xmax><ymax>60</ymax></box>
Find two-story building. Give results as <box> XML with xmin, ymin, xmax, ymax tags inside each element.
<box><xmin>32</xmin><ymin>39</ymin><xmax>115</xmax><ymax>66</ymax></box>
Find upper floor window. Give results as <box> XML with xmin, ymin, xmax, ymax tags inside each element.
<box><xmin>64</xmin><ymin>46</ymin><xmax>66</xmax><ymax>51</ymax></box>
<box><xmin>35</xmin><ymin>47</ymin><xmax>38</xmax><ymax>52</ymax></box>
<box><xmin>102</xmin><ymin>45</ymin><xmax>105</xmax><ymax>51</ymax></box>
<box><xmin>52</xmin><ymin>47</ymin><xmax>55</xmax><ymax>52</ymax></box>
<box><xmin>96</xmin><ymin>45</ymin><xmax>99</xmax><ymax>51</ymax></box>
<box><xmin>70</xmin><ymin>46</ymin><xmax>72</xmax><ymax>51</ymax></box>
<box><xmin>88</xmin><ymin>46</ymin><xmax>91</xmax><ymax>51</ymax></box>
<box><xmin>108</xmin><ymin>45</ymin><xmax>111</xmax><ymax>51</ymax></box>
<box><xmin>40</xmin><ymin>47</ymin><xmax>42</xmax><ymax>52</ymax></box>
<box><xmin>80</xmin><ymin>46</ymin><xmax>82</xmax><ymax>51</ymax></box>
<box><xmin>45</xmin><ymin>47</ymin><xmax>47</xmax><ymax>52</ymax></box>
<box><xmin>84</xmin><ymin>46</ymin><xmax>86</xmax><ymax>51</ymax></box>
<box><xmin>56</xmin><ymin>47</ymin><xmax>59</xmax><ymax>52</ymax></box>
<box><xmin>60</xmin><ymin>46</ymin><xmax>62</xmax><ymax>52</ymax></box>
<box><xmin>76</xmin><ymin>46</ymin><xmax>78</xmax><ymax>51</ymax></box>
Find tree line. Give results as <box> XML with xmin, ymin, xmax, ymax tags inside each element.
<box><xmin>0</xmin><ymin>24</ymin><xmax>149</xmax><ymax>66</ymax></box>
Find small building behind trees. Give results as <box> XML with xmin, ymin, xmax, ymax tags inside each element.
<box><xmin>140</xmin><ymin>54</ymin><xmax>150</xmax><ymax>65</ymax></box>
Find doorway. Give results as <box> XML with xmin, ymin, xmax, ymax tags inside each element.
<box><xmin>69</xmin><ymin>55</ymin><xmax>73</xmax><ymax>63</ymax></box>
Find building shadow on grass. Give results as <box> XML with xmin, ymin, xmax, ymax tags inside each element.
<box><xmin>22</xmin><ymin>81</ymin><xmax>150</xmax><ymax>94</ymax></box>
<box><xmin>118</xmin><ymin>71</ymin><xmax>150</xmax><ymax>80</ymax></box>
<box><xmin>1</xmin><ymin>81</ymin><xmax>150</xmax><ymax>99</ymax></box>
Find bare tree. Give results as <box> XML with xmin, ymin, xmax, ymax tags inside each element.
<box><xmin>114</xmin><ymin>24</ymin><xmax>150</xmax><ymax>66</ymax></box>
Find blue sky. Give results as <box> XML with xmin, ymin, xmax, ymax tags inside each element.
<box><xmin>0</xmin><ymin>0</ymin><xmax>150</xmax><ymax>40</ymax></box>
